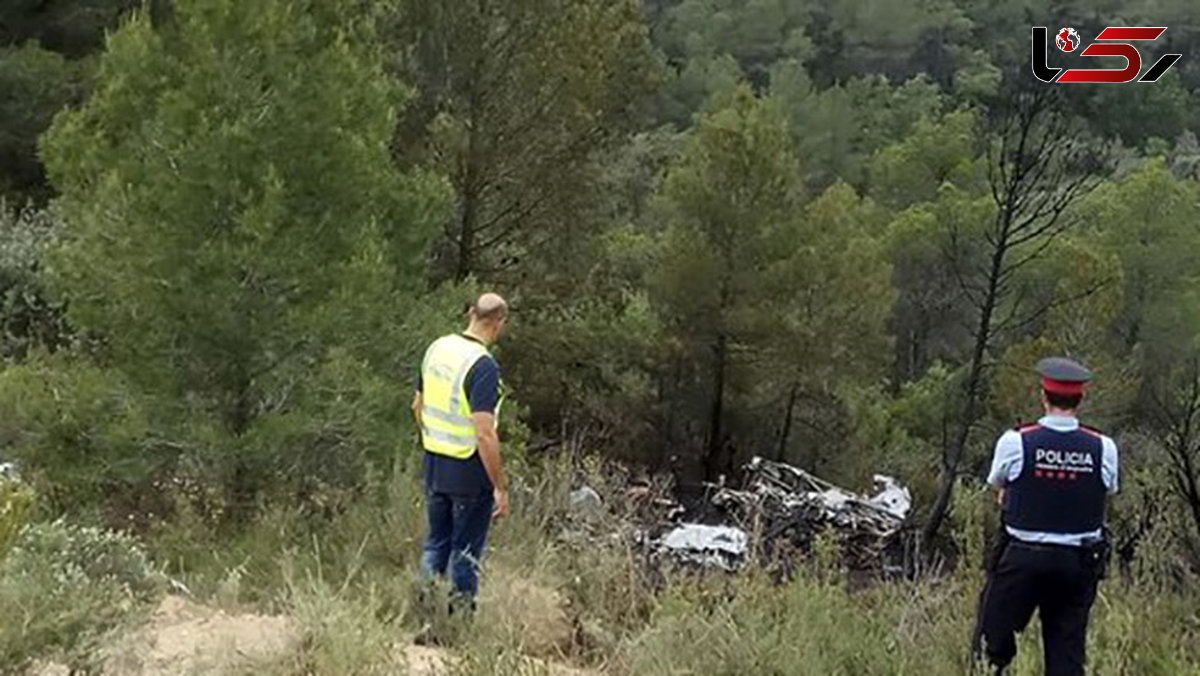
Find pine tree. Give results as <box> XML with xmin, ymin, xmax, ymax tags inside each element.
<box><xmin>41</xmin><ymin>0</ymin><xmax>448</xmax><ymax>515</ymax></box>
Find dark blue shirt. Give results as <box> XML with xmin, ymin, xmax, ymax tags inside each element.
<box><xmin>416</xmin><ymin>334</ymin><xmax>499</xmax><ymax>496</ymax></box>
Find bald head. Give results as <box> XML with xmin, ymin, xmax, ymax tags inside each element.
<box><xmin>465</xmin><ymin>292</ymin><xmax>509</xmax><ymax>344</ymax></box>
<box><xmin>471</xmin><ymin>293</ymin><xmax>508</xmax><ymax>322</ymax></box>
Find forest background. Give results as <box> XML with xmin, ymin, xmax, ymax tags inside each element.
<box><xmin>1</xmin><ymin>1</ymin><xmax>1200</xmax><ymax>673</ymax></box>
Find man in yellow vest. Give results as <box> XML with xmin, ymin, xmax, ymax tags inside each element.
<box><xmin>412</xmin><ymin>293</ymin><xmax>510</xmax><ymax>607</ymax></box>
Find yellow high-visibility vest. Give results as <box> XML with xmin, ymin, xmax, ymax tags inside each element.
<box><xmin>419</xmin><ymin>334</ymin><xmax>499</xmax><ymax>458</ymax></box>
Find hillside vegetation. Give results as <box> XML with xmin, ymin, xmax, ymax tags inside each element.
<box><xmin>1</xmin><ymin>0</ymin><xmax>1200</xmax><ymax>673</ymax></box>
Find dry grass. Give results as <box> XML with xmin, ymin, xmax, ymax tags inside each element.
<box><xmin>11</xmin><ymin>465</ymin><xmax>1200</xmax><ymax>675</ymax></box>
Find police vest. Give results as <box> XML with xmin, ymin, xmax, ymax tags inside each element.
<box><xmin>419</xmin><ymin>334</ymin><xmax>500</xmax><ymax>459</ymax></box>
<box><xmin>1002</xmin><ymin>424</ymin><xmax>1106</xmax><ymax>534</ymax></box>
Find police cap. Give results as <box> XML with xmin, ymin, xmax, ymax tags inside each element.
<box><xmin>1036</xmin><ymin>356</ymin><xmax>1092</xmax><ymax>396</ymax></box>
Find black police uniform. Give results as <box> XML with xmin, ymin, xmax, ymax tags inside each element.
<box><xmin>973</xmin><ymin>357</ymin><xmax>1113</xmax><ymax>676</ymax></box>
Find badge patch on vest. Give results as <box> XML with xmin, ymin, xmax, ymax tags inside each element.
<box><xmin>1033</xmin><ymin>447</ymin><xmax>1095</xmax><ymax>481</ymax></box>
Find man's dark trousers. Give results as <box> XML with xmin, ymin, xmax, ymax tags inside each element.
<box><xmin>421</xmin><ymin>488</ymin><xmax>494</xmax><ymax>599</ymax></box>
<box><xmin>977</xmin><ymin>540</ymin><xmax>1100</xmax><ymax>676</ymax></box>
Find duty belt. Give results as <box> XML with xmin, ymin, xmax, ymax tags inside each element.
<box><xmin>1008</xmin><ymin>539</ymin><xmax>1088</xmax><ymax>552</ymax></box>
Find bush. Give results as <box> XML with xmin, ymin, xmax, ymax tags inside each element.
<box><xmin>0</xmin><ymin>476</ymin><xmax>34</xmax><ymax>557</ymax></box>
<box><xmin>0</xmin><ymin>519</ymin><xmax>164</xmax><ymax>671</ymax></box>
<box><xmin>0</xmin><ymin>200</ymin><xmax>67</xmax><ymax>360</ymax></box>
<box><xmin>0</xmin><ymin>353</ymin><xmax>152</xmax><ymax>516</ymax></box>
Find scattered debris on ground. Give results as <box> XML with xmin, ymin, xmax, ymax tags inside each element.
<box><xmin>613</xmin><ymin>457</ymin><xmax>911</xmax><ymax>573</ymax></box>
<box><xmin>656</xmin><ymin>523</ymin><xmax>748</xmax><ymax>570</ymax></box>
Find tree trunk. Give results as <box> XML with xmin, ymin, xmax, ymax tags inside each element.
<box><xmin>455</xmin><ymin>179</ymin><xmax>477</xmax><ymax>281</ymax></box>
<box><xmin>1180</xmin><ymin>461</ymin><xmax>1200</xmax><ymax>544</ymax></box>
<box><xmin>777</xmin><ymin>382</ymin><xmax>799</xmax><ymax>462</ymax></box>
<box><xmin>1159</xmin><ymin>363</ymin><xmax>1200</xmax><ymax>545</ymax></box>
<box><xmin>921</xmin><ymin>87</ymin><xmax>1107</xmax><ymax>546</ymax></box>
<box><xmin>226</xmin><ymin>370</ymin><xmax>256</xmax><ymax>524</ymax></box>
<box><xmin>705</xmin><ymin>332</ymin><xmax>727</xmax><ymax>482</ymax></box>
<box><xmin>1173</xmin><ymin>391</ymin><xmax>1200</xmax><ymax>543</ymax></box>
<box><xmin>453</xmin><ymin>55</ymin><xmax>484</xmax><ymax>282</ymax></box>
<box><xmin>923</xmin><ymin>229</ymin><xmax>1008</xmax><ymax>544</ymax></box>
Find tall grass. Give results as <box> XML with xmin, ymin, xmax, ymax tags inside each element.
<box><xmin>256</xmin><ymin>466</ymin><xmax>1200</xmax><ymax>675</ymax></box>
<box><xmin>5</xmin><ymin>460</ymin><xmax>1199</xmax><ymax>674</ymax></box>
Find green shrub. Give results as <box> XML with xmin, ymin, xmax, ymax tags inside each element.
<box><xmin>0</xmin><ymin>353</ymin><xmax>152</xmax><ymax>516</ymax></box>
<box><xmin>0</xmin><ymin>519</ymin><xmax>164</xmax><ymax>671</ymax></box>
<box><xmin>5</xmin><ymin>519</ymin><xmax>163</xmax><ymax>598</ymax></box>
<box><xmin>146</xmin><ymin>463</ymin><xmax>428</xmax><ymax>608</ymax></box>
<box><xmin>0</xmin><ymin>201</ymin><xmax>67</xmax><ymax>360</ymax></box>
<box><xmin>0</xmin><ymin>476</ymin><xmax>34</xmax><ymax>557</ymax></box>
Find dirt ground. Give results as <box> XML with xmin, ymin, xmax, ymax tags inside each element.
<box><xmin>30</xmin><ymin>596</ymin><xmax>300</xmax><ymax>676</ymax></box>
<box><xmin>33</xmin><ymin>593</ymin><xmax>592</xmax><ymax>675</ymax></box>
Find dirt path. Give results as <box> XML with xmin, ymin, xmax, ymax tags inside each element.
<box><xmin>33</xmin><ymin>596</ymin><xmax>297</xmax><ymax>676</ymax></box>
<box><xmin>106</xmin><ymin>596</ymin><xmax>296</xmax><ymax>675</ymax></box>
<box><xmin>34</xmin><ymin>594</ymin><xmax>595</xmax><ymax>675</ymax></box>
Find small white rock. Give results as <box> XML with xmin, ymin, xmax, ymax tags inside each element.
<box><xmin>569</xmin><ymin>485</ymin><xmax>604</xmax><ymax>518</ymax></box>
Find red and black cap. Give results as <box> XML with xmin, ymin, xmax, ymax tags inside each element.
<box><xmin>1036</xmin><ymin>356</ymin><xmax>1092</xmax><ymax>396</ymax></box>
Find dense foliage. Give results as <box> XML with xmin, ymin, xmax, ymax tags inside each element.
<box><xmin>1</xmin><ymin>0</ymin><xmax>1200</xmax><ymax>671</ymax></box>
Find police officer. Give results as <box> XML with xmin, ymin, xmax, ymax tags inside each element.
<box><xmin>411</xmin><ymin>293</ymin><xmax>510</xmax><ymax>609</ymax></box>
<box><xmin>974</xmin><ymin>357</ymin><xmax>1119</xmax><ymax>676</ymax></box>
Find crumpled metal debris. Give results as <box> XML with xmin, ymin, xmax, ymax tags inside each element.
<box><xmin>650</xmin><ymin>457</ymin><xmax>910</xmax><ymax>571</ymax></box>
<box><xmin>868</xmin><ymin>474</ymin><xmax>911</xmax><ymax>520</ymax></box>
<box><xmin>658</xmin><ymin>523</ymin><xmax>748</xmax><ymax>570</ymax></box>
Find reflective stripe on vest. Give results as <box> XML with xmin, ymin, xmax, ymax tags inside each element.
<box><xmin>420</xmin><ymin>334</ymin><xmax>490</xmax><ymax>459</ymax></box>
